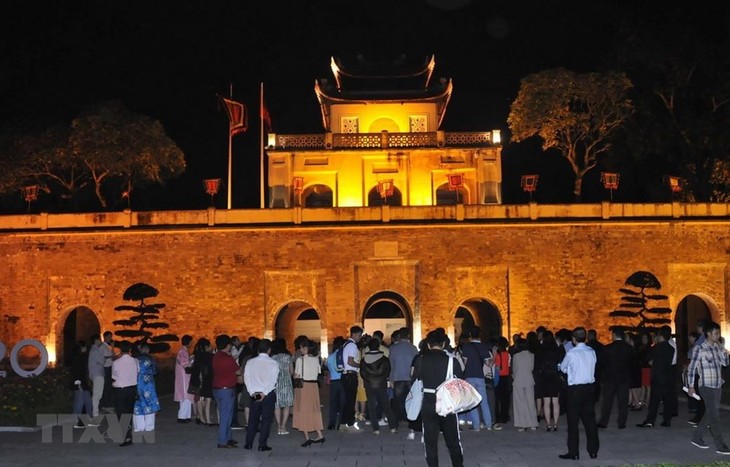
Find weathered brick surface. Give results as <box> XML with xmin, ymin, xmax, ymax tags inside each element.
<box><xmin>0</xmin><ymin>220</ymin><xmax>728</xmax><ymax>362</ymax></box>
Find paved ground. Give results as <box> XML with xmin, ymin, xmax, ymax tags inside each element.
<box><xmin>2</xmin><ymin>392</ymin><xmax>730</xmax><ymax>467</ymax></box>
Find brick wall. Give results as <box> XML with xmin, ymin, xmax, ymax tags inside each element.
<box><xmin>0</xmin><ymin>219</ymin><xmax>727</xmax><ymax>363</ymax></box>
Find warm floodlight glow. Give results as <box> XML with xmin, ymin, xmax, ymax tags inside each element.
<box><xmin>267</xmin><ymin>133</ymin><xmax>277</xmax><ymax>148</ymax></box>
<box><xmin>492</xmin><ymin>129</ymin><xmax>501</xmax><ymax>144</ymax></box>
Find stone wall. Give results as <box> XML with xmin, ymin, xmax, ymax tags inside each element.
<box><xmin>0</xmin><ymin>216</ymin><xmax>728</xmax><ymax>364</ymax></box>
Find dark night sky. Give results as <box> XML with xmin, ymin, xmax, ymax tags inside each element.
<box><xmin>1</xmin><ymin>0</ymin><xmax>726</xmax><ymax>210</ymax></box>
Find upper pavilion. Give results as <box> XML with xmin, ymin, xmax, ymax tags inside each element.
<box><xmin>266</xmin><ymin>54</ymin><xmax>502</xmax><ymax>208</ymax></box>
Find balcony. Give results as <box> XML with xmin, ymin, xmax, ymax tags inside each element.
<box><xmin>268</xmin><ymin>131</ymin><xmax>495</xmax><ymax>150</ymax></box>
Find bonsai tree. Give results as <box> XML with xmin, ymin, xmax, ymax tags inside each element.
<box><xmin>609</xmin><ymin>271</ymin><xmax>672</xmax><ymax>334</ymax></box>
<box><xmin>113</xmin><ymin>282</ymin><xmax>179</xmax><ymax>353</ymax></box>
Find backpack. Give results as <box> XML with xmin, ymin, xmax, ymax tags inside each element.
<box><xmin>335</xmin><ymin>340</ymin><xmax>352</xmax><ymax>372</ymax></box>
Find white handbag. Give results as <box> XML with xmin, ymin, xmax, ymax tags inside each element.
<box><xmin>405</xmin><ymin>378</ymin><xmax>424</xmax><ymax>420</ymax></box>
<box><xmin>435</xmin><ymin>356</ymin><xmax>482</xmax><ymax>416</ymax></box>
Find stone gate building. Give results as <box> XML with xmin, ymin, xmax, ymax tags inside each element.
<box><xmin>0</xmin><ymin>203</ymin><xmax>728</xmax><ymax>366</ymax></box>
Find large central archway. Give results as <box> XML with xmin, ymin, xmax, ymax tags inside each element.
<box><xmin>274</xmin><ymin>301</ymin><xmax>323</xmax><ymax>352</ymax></box>
<box><xmin>60</xmin><ymin>306</ymin><xmax>101</xmax><ymax>367</ymax></box>
<box><xmin>361</xmin><ymin>291</ymin><xmax>412</xmax><ymax>345</ymax></box>
<box><xmin>674</xmin><ymin>293</ymin><xmax>716</xmax><ymax>363</ymax></box>
<box><xmin>453</xmin><ymin>298</ymin><xmax>502</xmax><ymax>343</ymax></box>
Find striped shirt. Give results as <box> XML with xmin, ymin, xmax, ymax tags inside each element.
<box><xmin>687</xmin><ymin>340</ymin><xmax>729</xmax><ymax>389</ymax></box>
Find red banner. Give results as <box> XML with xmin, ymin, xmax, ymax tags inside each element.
<box><xmin>219</xmin><ymin>95</ymin><xmax>247</xmax><ymax>136</ymax></box>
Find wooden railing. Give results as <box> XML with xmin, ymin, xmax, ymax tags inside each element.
<box><xmin>269</xmin><ymin>131</ymin><xmax>493</xmax><ymax>150</ymax></box>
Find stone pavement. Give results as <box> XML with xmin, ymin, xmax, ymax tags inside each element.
<box><xmin>2</xmin><ymin>393</ymin><xmax>730</xmax><ymax>467</ymax></box>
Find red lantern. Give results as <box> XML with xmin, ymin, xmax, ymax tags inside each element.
<box><xmin>203</xmin><ymin>179</ymin><xmax>221</xmax><ymax>206</ymax></box>
<box><xmin>667</xmin><ymin>176</ymin><xmax>682</xmax><ymax>193</ymax></box>
<box><xmin>293</xmin><ymin>176</ymin><xmax>304</xmax><ymax>193</ymax></box>
<box><xmin>600</xmin><ymin>172</ymin><xmax>620</xmax><ymax>201</ymax></box>
<box><xmin>20</xmin><ymin>185</ymin><xmax>39</xmax><ymax>212</ymax></box>
<box><xmin>447</xmin><ymin>173</ymin><xmax>464</xmax><ymax>191</ymax></box>
<box><xmin>377</xmin><ymin>179</ymin><xmax>394</xmax><ymax>199</ymax></box>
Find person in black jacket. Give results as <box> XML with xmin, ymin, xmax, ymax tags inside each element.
<box><xmin>413</xmin><ymin>329</ymin><xmax>465</xmax><ymax>467</ymax></box>
<box><xmin>360</xmin><ymin>338</ymin><xmax>397</xmax><ymax>434</ymax></box>
<box><xmin>637</xmin><ymin>327</ymin><xmax>677</xmax><ymax>428</ymax></box>
<box><xmin>70</xmin><ymin>340</ymin><xmax>93</xmax><ymax>428</ymax></box>
<box><xmin>597</xmin><ymin>327</ymin><xmax>635</xmax><ymax>429</ymax></box>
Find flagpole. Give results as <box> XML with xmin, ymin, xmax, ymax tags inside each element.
<box><xmin>260</xmin><ymin>81</ymin><xmax>265</xmax><ymax>209</ymax></box>
<box><xmin>227</xmin><ymin>83</ymin><xmax>234</xmax><ymax>210</ymax></box>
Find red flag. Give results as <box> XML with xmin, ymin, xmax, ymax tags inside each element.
<box><xmin>260</xmin><ymin>96</ymin><xmax>272</xmax><ymax>133</ymax></box>
<box><xmin>218</xmin><ymin>95</ymin><xmax>247</xmax><ymax>136</ymax></box>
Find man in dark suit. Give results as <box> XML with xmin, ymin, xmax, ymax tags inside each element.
<box><xmin>597</xmin><ymin>327</ymin><xmax>633</xmax><ymax>429</ymax></box>
<box><xmin>587</xmin><ymin>329</ymin><xmax>605</xmax><ymax>403</ymax></box>
<box><xmin>637</xmin><ymin>327</ymin><xmax>677</xmax><ymax>427</ymax></box>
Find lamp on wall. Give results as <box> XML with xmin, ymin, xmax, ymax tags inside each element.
<box><xmin>20</xmin><ymin>185</ymin><xmax>39</xmax><ymax>213</ymax></box>
<box><xmin>203</xmin><ymin>178</ymin><xmax>221</xmax><ymax>206</ymax></box>
<box><xmin>600</xmin><ymin>172</ymin><xmax>620</xmax><ymax>201</ymax></box>
<box><xmin>520</xmin><ymin>174</ymin><xmax>539</xmax><ymax>201</ymax></box>
<box><xmin>492</xmin><ymin>129</ymin><xmax>501</xmax><ymax>145</ymax></box>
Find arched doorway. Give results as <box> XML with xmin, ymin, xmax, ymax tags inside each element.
<box><xmin>303</xmin><ymin>184</ymin><xmax>334</xmax><ymax>207</ymax></box>
<box><xmin>436</xmin><ymin>183</ymin><xmax>469</xmax><ymax>205</ymax></box>
<box><xmin>61</xmin><ymin>306</ymin><xmax>101</xmax><ymax>366</ymax></box>
<box><xmin>368</xmin><ymin>186</ymin><xmax>402</xmax><ymax>207</ymax></box>
<box><xmin>453</xmin><ymin>298</ymin><xmax>502</xmax><ymax>343</ymax></box>
<box><xmin>274</xmin><ymin>301</ymin><xmax>323</xmax><ymax>351</ymax></box>
<box><xmin>362</xmin><ymin>291</ymin><xmax>412</xmax><ymax>345</ymax></box>
<box><xmin>674</xmin><ymin>294</ymin><xmax>716</xmax><ymax>362</ymax></box>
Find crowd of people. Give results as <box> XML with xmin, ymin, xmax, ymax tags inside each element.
<box><xmin>66</xmin><ymin>318</ymin><xmax>730</xmax><ymax>463</ymax></box>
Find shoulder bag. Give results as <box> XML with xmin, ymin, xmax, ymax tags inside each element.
<box><xmin>435</xmin><ymin>356</ymin><xmax>482</xmax><ymax>417</ymax></box>
<box><xmin>405</xmin><ymin>378</ymin><xmax>424</xmax><ymax>420</ymax></box>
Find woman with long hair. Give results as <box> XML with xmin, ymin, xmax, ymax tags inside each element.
<box><xmin>626</xmin><ymin>332</ymin><xmax>643</xmax><ymax>410</ymax></box>
<box><xmin>494</xmin><ymin>336</ymin><xmax>512</xmax><ymax>424</ymax></box>
<box><xmin>191</xmin><ymin>338</ymin><xmax>215</xmax><ymax>426</ymax></box>
<box><xmin>292</xmin><ymin>338</ymin><xmax>325</xmax><ymax>447</ymax></box>
<box><xmin>271</xmin><ymin>338</ymin><xmax>294</xmax><ymax>435</ymax></box>
<box><xmin>536</xmin><ymin>331</ymin><xmax>562</xmax><ymax>431</ymax></box>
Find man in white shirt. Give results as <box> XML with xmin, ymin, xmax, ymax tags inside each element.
<box><xmin>112</xmin><ymin>341</ymin><xmax>138</xmax><ymax>447</ymax></box>
<box><xmin>243</xmin><ymin>339</ymin><xmax>279</xmax><ymax>451</ymax></box>
<box><xmin>558</xmin><ymin>327</ymin><xmax>599</xmax><ymax>461</ymax></box>
<box><xmin>340</xmin><ymin>326</ymin><xmax>363</xmax><ymax>431</ymax></box>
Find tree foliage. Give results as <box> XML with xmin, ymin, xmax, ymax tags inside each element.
<box><xmin>113</xmin><ymin>282</ymin><xmax>178</xmax><ymax>354</ymax></box>
<box><xmin>70</xmin><ymin>100</ymin><xmax>186</xmax><ymax>207</ymax></box>
<box><xmin>508</xmin><ymin>68</ymin><xmax>634</xmax><ymax>200</ymax></box>
<box><xmin>612</xmin><ymin>15</ymin><xmax>730</xmax><ymax>202</ymax></box>
<box><xmin>0</xmin><ymin>100</ymin><xmax>186</xmax><ymax>209</ymax></box>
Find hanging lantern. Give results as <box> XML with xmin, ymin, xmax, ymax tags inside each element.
<box><xmin>20</xmin><ymin>185</ymin><xmax>39</xmax><ymax>203</ymax></box>
<box><xmin>600</xmin><ymin>172</ymin><xmax>620</xmax><ymax>201</ymax></box>
<box><xmin>377</xmin><ymin>179</ymin><xmax>394</xmax><ymax>199</ymax></box>
<box><xmin>447</xmin><ymin>173</ymin><xmax>464</xmax><ymax>191</ymax></box>
<box><xmin>666</xmin><ymin>175</ymin><xmax>682</xmax><ymax>193</ymax></box>
<box><xmin>203</xmin><ymin>178</ymin><xmax>221</xmax><ymax>206</ymax></box>
<box><xmin>520</xmin><ymin>175</ymin><xmax>539</xmax><ymax>193</ymax></box>
<box><xmin>293</xmin><ymin>176</ymin><xmax>304</xmax><ymax>193</ymax></box>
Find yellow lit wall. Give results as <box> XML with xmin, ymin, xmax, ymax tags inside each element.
<box><xmin>330</xmin><ymin>102</ymin><xmax>439</xmax><ymax>133</ymax></box>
